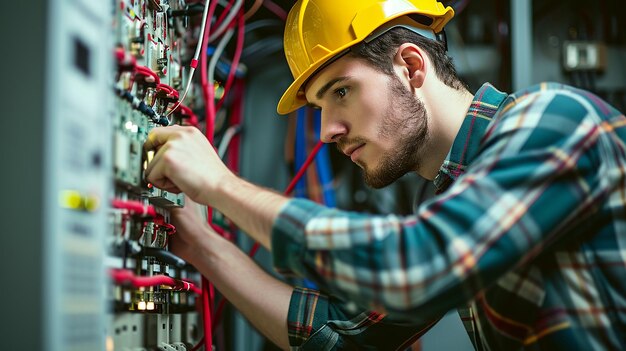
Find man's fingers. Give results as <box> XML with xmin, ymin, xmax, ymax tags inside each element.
<box><xmin>143</xmin><ymin>125</ymin><xmax>183</xmax><ymax>152</ymax></box>
<box><xmin>160</xmin><ymin>184</ymin><xmax>182</xmax><ymax>194</ymax></box>
<box><xmin>144</xmin><ymin>141</ymin><xmax>169</xmax><ymax>182</ymax></box>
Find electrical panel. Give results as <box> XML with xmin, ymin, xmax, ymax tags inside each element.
<box><xmin>39</xmin><ymin>0</ymin><xmax>112</xmax><ymax>350</ymax></box>
<box><xmin>107</xmin><ymin>0</ymin><xmax>205</xmax><ymax>350</ymax></box>
<box><xmin>2</xmin><ymin>0</ymin><xmax>258</xmax><ymax>349</ymax></box>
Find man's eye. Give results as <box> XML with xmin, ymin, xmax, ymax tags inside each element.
<box><xmin>334</xmin><ymin>87</ymin><xmax>348</xmax><ymax>99</ymax></box>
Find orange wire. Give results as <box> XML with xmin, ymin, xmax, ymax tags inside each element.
<box><xmin>244</xmin><ymin>0</ymin><xmax>263</xmax><ymax>20</ymax></box>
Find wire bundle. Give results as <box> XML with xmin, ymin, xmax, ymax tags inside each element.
<box><xmin>173</xmin><ymin>1</ymin><xmax>329</xmax><ymax>349</ymax></box>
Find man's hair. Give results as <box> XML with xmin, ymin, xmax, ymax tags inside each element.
<box><xmin>349</xmin><ymin>27</ymin><xmax>467</xmax><ymax>91</ymax></box>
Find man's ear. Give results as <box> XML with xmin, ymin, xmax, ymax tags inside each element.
<box><xmin>394</xmin><ymin>43</ymin><xmax>426</xmax><ymax>89</ymax></box>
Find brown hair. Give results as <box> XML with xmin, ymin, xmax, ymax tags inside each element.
<box><xmin>349</xmin><ymin>27</ymin><xmax>467</xmax><ymax>91</ymax></box>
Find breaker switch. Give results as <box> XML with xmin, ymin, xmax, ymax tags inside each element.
<box><xmin>563</xmin><ymin>41</ymin><xmax>607</xmax><ymax>72</ymax></box>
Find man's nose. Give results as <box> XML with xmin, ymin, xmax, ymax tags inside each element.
<box><xmin>319</xmin><ymin>109</ymin><xmax>348</xmax><ymax>143</ymax></box>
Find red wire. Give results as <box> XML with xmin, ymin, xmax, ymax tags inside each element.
<box><xmin>201</xmin><ymin>276</ymin><xmax>213</xmax><ymax>351</ymax></box>
<box><xmin>214</xmin><ymin>0</ymin><xmax>235</xmax><ymax>30</ymax></box>
<box><xmin>248</xmin><ymin>140</ymin><xmax>325</xmax><ymax>256</ymax></box>
<box><xmin>198</xmin><ymin>2</ymin><xmax>219</xmax><ymax>349</ymax></box>
<box><xmin>226</xmin><ymin>81</ymin><xmax>245</xmax><ymax>171</ymax></box>
<box><xmin>215</xmin><ymin>11</ymin><xmax>245</xmax><ymax>112</ymax></box>
<box><xmin>262</xmin><ymin>0</ymin><xmax>288</xmax><ymax>21</ymax></box>
<box><xmin>190</xmin><ymin>336</ymin><xmax>205</xmax><ymax>351</ymax></box>
<box><xmin>156</xmin><ymin>83</ymin><xmax>180</xmax><ymax>100</ymax></box>
<box><xmin>174</xmin><ymin>104</ymin><xmax>200</xmax><ymax>128</ymax></box>
<box><xmin>112</xmin><ymin>199</ymin><xmax>157</xmax><ymax>217</ymax></box>
<box><xmin>212</xmin><ymin>296</ymin><xmax>227</xmax><ymax>329</ymax></box>
<box><xmin>285</xmin><ymin>140</ymin><xmax>325</xmax><ymax>195</ymax></box>
<box><xmin>135</xmin><ymin>65</ymin><xmax>161</xmax><ymax>84</ymax></box>
<box><xmin>110</xmin><ymin>269</ymin><xmax>202</xmax><ymax>294</ymax></box>
<box><xmin>199</xmin><ymin>0</ymin><xmax>291</xmax><ymax>340</ymax></box>
<box><xmin>201</xmin><ymin>0</ymin><xmax>219</xmax><ymax>142</ymax></box>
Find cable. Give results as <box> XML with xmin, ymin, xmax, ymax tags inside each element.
<box><xmin>109</xmin><ymin>268</ymin><xmax>202</xmax><ymax>294</ymax></box>
<box><xmin>190</xmin><ymin>337</ymin><xmax>205</xmax><ymax>351</ymax></box>
<box><xmin>241</xmin><ymin>37</ymin><xmax>283</xmax><ymax>61</ymax></box>
<box><xmin>313</xmin><ymin>109</ymin><xmax>336</xmax><ymax>207</ymax></box>
<box><xmin>215</xmin><ymin>58</ymin><xmax>246</xmax><ymax>79</ymax></box>
<box><xmin>166</xmin><ymin>0</ymin><xmax>212</xmax><ymax>118</ymax></box>
<box><xmin>114</xmin><ymin>87</ymin><xmax>170</xmax><ymax>126</ymax></box>
<box><xmin>205</xmin><ymin>26</ymin><xmax>234</xmax><ymax>141</ymax></box>
<box><xmin>201</xmin><ymin>276</ymin><xmax>213</xmax><ymax>351</ymax></box>
<box><xmin>173</xmin><ymin>104</ymin><xmax>200</xmax><ymax>128</ymax></box>
<box><xmin>207</xmin><ymin>0</ymin><xmax>243</xmax><ymax>42</ymax></box>
<box><xmin>294</xmin><ymin>108</ymin><xmax>309</xmax><ymax>198</ymax></box>
<box><xmin>217</xmin><ymin>124</ymin><xmax>242</xmax><ymax>159</ymax></box>
<box><xmin>213</xmin><ymin>0</ymin><xmax>235</xmax><ymax>31</ymax></box>
<box><xmin>244</xmin><ymin>0</ymin><xmax>263</xmax><ymax>20</ymax></box>
<box><xmin>208</xmin><ymin>28</ymin><xmax>234</xmax><ymax>92</ymax></box>
<box><xmin>244</xmin><ymin>18</ymin><xmax>283</xmax><ymax>34</ymax></box>
<box><xmin>112</xmin><ymin>199</ymin><xmax>157</xmax><ymax>217</ymax></box>
<box><xmin>201</xmin><ymin>0</ymin><xmax>220</xmax><ymax>141</ymax></box>
<box><xmin>141</xmin><ymin>247</ymin><xmax>187</xmax><ymax>268</ymax></box>
<box><xmin>224</xmin><ymin>80</ymin><xmax>245</xmax><ymax>173</ymax></box>
<box><xmin>198</xmin><ymin>3</ymin><xmax>221</xmax><ymax>349</ymax></box>
<box><xmin>135</xmin><ymin>65</ymin><xmax>161</xmax><ymax>85</ymax></box>
<box><xmin>215</xmin><ymin>12</ymin><xmax>245</xmax><ymax>112</ymax></box>
<box><xmin>110</xmin><ymin>241</ymin><xmax>189</xmax><ymax>268</ymax></box>
<box><xmin>262</xmin><ymin>0</ymin><xmax>288</xmax><ymax>21</ymax></box>
<box><xmin>199</xmin><ymin>3</ymin><xmax>246</xmax><ymax>345</ymax></box>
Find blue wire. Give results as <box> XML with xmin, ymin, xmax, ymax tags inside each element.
<box><xmin>208</xmin><ymin>46</ymin><xmax>245</xmax><ymax>78</ymax></box>
<box><xmin>294</xmin><ymin>108</ymin><xmax>308</xmax><ymax>198</ymax></box>
<box><xmin>313</xmin><ymin>109</ymin><xmax>336</xmax><ymax>207</ymax></box>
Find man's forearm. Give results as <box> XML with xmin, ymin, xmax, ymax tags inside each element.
<box><xmin>192</xmin><ymin>227</ymin><xmax>292</xmax><ymax>350</ymax></box>
<box><xmin>206</xmin><ymin>175</ymin><xmax>290</xmax><ymax>251</ymax></box>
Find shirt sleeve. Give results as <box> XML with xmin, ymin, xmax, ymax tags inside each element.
<box><xmin>272</xmin><ymin>89</ymin><xmax>605</xmax><ymax>322</ymax></box>
<box><xmin>286</xmin><ymin>286</ymin><xmax>439</xmax><ymax>350</ymax></box>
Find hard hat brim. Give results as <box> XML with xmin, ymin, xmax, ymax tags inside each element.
<box><xmin>277</xmin><ymin>42</ymin><xmax>356</xmax><ymax>115</ymax></box>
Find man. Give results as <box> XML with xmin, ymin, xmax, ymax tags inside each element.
<box><xmin>144</xmin><ymin>0</ymin><xmax>626</xmax><ymax>349</ymax></box>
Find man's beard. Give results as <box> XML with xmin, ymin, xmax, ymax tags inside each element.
<box><xmin>361</xmin><ymin>75</ymin><xmax>429</xmax><ymax>188</ymax></box>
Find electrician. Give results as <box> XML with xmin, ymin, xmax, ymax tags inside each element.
<box><xmin>144</xmin><ymin>0</ymin><xmax>626</xmax><ymax>349</ymax></box>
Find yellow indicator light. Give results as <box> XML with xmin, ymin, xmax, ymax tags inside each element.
<box><xmin>84</xmin><ymin>196</ymin><xmax>100</xmax><ymax>212</ymax></box>
<box><xmin>137</xmin><ymin>301</ymin><xmax>147</xmax><ymax>310</ymax></box>
<box><xmin>146</xmin><ymin>301</ymin><xmax>155</xmax><ymax>310</ymax></box>
<box><xmin>129</xmin><ymin>9</ymin><xmax>136</xmax><ymax>18</ymax></box>
<box><xmin>60</xmin><ymin>190</ymin><xmax>83</xmax><ymax>210</ymax></box>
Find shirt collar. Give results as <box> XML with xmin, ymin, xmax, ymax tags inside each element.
<box><xmin>433</xmin><ymin>83</ymin><xmax>509</xmax><ymax>193</ymax></box>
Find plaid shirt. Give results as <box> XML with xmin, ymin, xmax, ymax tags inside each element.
<box><xmin>272</xmin><ymin>83</ymin><xmax>626</xmax><ymax>350</ymax></box>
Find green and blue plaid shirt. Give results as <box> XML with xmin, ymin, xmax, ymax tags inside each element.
<box><xmin>272</xmin><ymin>83</ymin><xmax>626</xmax><ymax>350</ymax></box>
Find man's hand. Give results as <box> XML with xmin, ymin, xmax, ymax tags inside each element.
<box><xmin>169</xmin><ymin>197</ymin><xmax>213</xmax><ymax>266</ymax></box>
<box><xmin>167</xmin><ymin>200</ymin><xmax>292</xmax><ymax>350</ymax></box>
<box><xmin>143</xmin><ymin>125</ymin><xmax>232</xmax><ymax>204</ymax></box>
<box><xmin>144</xmin><ymin>125</ymin><xmax>287</xmax><ymax>252</ymax></box>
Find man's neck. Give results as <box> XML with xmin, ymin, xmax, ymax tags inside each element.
<box><xmin>418</xmin><ymin>80</ymin><xmax>474</xmax><ymax>180</ymax></box>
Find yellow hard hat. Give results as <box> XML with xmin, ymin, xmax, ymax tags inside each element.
<box><xmin>277</xmin><ymin>0</ymin><xmax>454</xmax><ymax>114</ymax></box>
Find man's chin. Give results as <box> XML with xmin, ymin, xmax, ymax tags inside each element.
<box><xmin>363</xmin><ymin>168</ymin><xmax>397</xmax><ymax>189</ymax></box>
<box><xmin>362</xmin><ymin>158</ymin><xmax>418</xmax><ymax>189</ymax></box>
